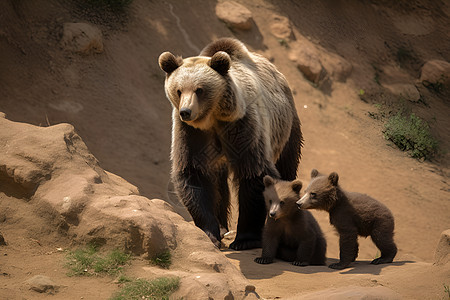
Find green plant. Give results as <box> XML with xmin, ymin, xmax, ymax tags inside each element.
<box><xmin>65</xmin><ymin>245</ymin><xmax>131</xmax><ymax>276</ymax></box>
<box><xmin>444</xmin><ymin>283</ymin><xmax>450</xmax><ymax>299</ymax></box>
<box><xmin>150</xmin><ymin>250</ymin><xmax>172</xmax><ymax>269</ymax></box>
<box><xmin>111</xmin><ymin>277</ymin><xmax>180</xmax><ymax>300</ymax></box>
<box><xmin>278</xmin><ymin>39</ymin><xmax>289</xmax><ymax>48</ymax></box>
<box><xmin>383</xmin><ymin>111</ymin><xmax>438</xmax><ymax>160</ymax></box>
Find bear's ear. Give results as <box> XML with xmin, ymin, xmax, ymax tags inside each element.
<box><xmin>209</xmin><ymin>51</ymin><xmax>230</xmax><ymax>76</ymax></box>
<box><xmin>291</xmin><ymin>180</ymin><xmax>303</xmax><ymax>194</ymax></box>
<box><xmin>328</xmin><ymin>172</ymin><xmax>339</xmax><ymax>186</ymax></box>
<box><xmin>159</xmin><ymin>52</ymin><xmax>182</xmax><ymax>74</ymax></box>
<box><xmin>311</xmin><ymin>169</ymin><xmax>319</xmax><ymax>178</ymax></box>
<box><xmin>263</xmin><ymin>175</ymin><xmax>275</xmax><ymax>187</ymax></box>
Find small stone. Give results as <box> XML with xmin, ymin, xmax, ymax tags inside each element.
<box><xmin>245</xmin><ymin>285</ymin><xmax>256</xmax><ymax>293</ymax></box>
<box><xmin>25</xmin><ymin>275</ymin><xmax>59</xmax><ymax>294</ymax></box>
<box><xmin>0</xmin><ymin>232</ymin><xmax>6</xmax><ymax>246</ymax></box>
<box><xmin>216</xmin><ymin>1</ymin><xmax>253</xmax><ymax>31</ymax></box>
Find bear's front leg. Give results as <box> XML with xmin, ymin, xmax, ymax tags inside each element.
<box><xmin>254</xmin><ymin>221</ymin><xmax>280</xmax><ymax>264</ymax></box>
<box><xmin>329</xmin><ymin>231</ymin><xmax>358</xmax><ymax>270</ymax></box>
<box><xmin>229</xmin><ymin>175</ymin><xmax>267</xmax><ymax>250</ymax></box>
<box><xmin>173</xmin><ymin>168</ymin><xmax>221</xmax><ymax>247</ymax></box>
<box><xmin>293</xmin><ymin>236</ymin><xmax>315</xmax><ymax>267</ymax></box>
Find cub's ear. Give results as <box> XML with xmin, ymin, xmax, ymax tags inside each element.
<box><xmin>328</xmin><ymin>172</ymin><xmax>339</xmax><ymax>186</ymax></box>
<box><xmin>291</xmin><ymin>180</ymin><xmax>303</xmax><ymax>194</ymax></box>
<box><xmin>209</xmin><ymin>51</ymin><xmax>230</xmax><ymax>76</ymax></box>
<box><xmin>311</xmin><ymin>169</ymin><xmax>319</xmax><ymax>178</ymax></box>
<box><xmin>159</xmin><ymin>52</ymin><xmax>182</xmax><ymax>74</ymax></box>
<box><xmin>263</xmin><ymin>175</ymin><xmax>275</xmax><ymax>187</ymax></box>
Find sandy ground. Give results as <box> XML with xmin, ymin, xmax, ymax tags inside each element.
<box><xmin>1</xmin><ymin>0</ymin><xmax>449</xmax><ymax>299</ymax></box>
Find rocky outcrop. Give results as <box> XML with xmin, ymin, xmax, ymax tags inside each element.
<box><xmin>216</xmin><ymin>1</ymin><xmax>253</xmax><ymax>31</ymax></box>
<box><xmin>269</xmin><ymin>15</ymin><xmax>294</xmax><ymax>41</ymax></box>
<box><xmin>0</xmin><ymin>114</ymin><xmax>252</xmax><ymax>299</ymax></box>
<box><xmin>288</xmin><ymin>39</ymin><xmax>352</xmax><ymax>86</ymax></box>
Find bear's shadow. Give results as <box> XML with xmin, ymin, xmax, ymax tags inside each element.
<box><xmin>223</xmin><ymin>250</ymin><xmax>412</xmax><ymax>279</ymax></box>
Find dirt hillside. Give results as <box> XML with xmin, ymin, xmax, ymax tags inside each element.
<box><xmin>1</xmin><ymin>0</ymin><xmax>449</xmax><ymax>299</ymax></box>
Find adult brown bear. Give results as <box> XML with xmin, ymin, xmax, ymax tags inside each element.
<box><xmin>158</xmin><ymin>38</ymin><xmax>302</xmax><ymax>250</ymax></box>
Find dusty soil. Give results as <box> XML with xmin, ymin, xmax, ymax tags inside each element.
<box><xmin>1</xmin><ymin>0</ymin><xmax>449</xmax><ymax>299</ymax></box>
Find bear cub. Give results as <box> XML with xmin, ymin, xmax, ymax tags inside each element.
<box><xmin>297</xmin><ymin>169</ymin><xmax>397</xmax><ymax>269</ymax></box>
<box><xmin>255</xmin><ymin>175</ymin><xmax>327</xmax><ymax>266</ymax></box>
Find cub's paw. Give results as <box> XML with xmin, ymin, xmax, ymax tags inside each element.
<box><xmin>328</xmin><ymin>262</ymin><xmax>349</xmax><ymax>270</ymax></box>
<box><xmin>370</xmin><ymin>257</ymin><xmax>393</xmax><ymax>265</ymax></box>
<box><xmin>292</xmin><ymin>261</ymin><xmax>309</xmax><ymax>267</ymax></box>
<box><xmin>254</xmin><ymin>257</ymin><xmax>273</xmax><ymax>264</ymax></box>
<box><xmin>229</xmin><ymin>239</ymin><xmax>261</xmax><ymax>251</ymax></box>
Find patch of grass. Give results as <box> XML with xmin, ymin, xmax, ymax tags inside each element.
<box><xmin>383</xmin><ymin>111</ymin><xmax>438</xmax><ymax>160</ymax></box>
<box><xmin>65</xmin><ymin>245</ymin><xmax>131</xmax><ymax>276</ymax></box>
<box><xmin>444</xmin><ymin>283</ymin><xmax>450</xmax><ymax>299</ymax></box>
<box><xmin>150</xmin><ymin>250</ymin><xmax>172</xmax><ymax>269</ymax></box>
<box><xmin>111</xmin><ymin>277</ymin><xmax>180</xmax><ymax>300</ymax></box>
<box><xmin>278</xmin><ymin>39</ymin><xmax>289</xmax><ymax>48</ymax></box>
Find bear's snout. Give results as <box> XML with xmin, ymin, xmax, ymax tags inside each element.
<box><xmin>180</xmin><ymin>108</ymin><xmax>192</xmax><ymax>121</ymax></box>
<box><xmin>296</xmin><ymin>202</ymin><xmax>302</xmax><ymax>209</ymax></box>
<box><xmin>269</xmin><ymin>212</ymin><xmax>276</xmax><ymax>218</ymax></box>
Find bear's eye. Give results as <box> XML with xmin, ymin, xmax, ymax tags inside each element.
<box><xmin>310</xmin><ymin>192</ymin><xmax>317</xmax><ymax>198</ymax></box>
<box><xmin>280</xmin><ymin>201</ymin><xmax>285</xmax><ymax>206</ymax></box>
<box><xmin>269</xmin><ymin>200</ymin><xmax>272</xmax><ymax>204</ymax></box>
<box><xmin>195</xmin><ymin>88</ymin><xmax>204</xmax><ymax>96</ymax></box>
<box><xmin>177</xmin><ymin>89</ymin><xmax>181</xmax><ymax>97</ymax></box>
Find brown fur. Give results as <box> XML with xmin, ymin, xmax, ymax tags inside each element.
<box><xmin>297</xmin><ymin>169</ymin><xmax>397</xmax><ymax>269</ymax></box>
<box><xmin>255</xmin><ymin>176</ymin><xmax>327</xmax><ymax>266</ymax></box>
<box><xmin>158</xmin><ymin>38</ymin><xmax>303</xmax><ymax>250</ymax></box>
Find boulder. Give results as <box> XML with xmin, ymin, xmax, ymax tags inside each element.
<box><xmin>383</xmin><ymin>83</ymin><xmax>421</xmax><ymax>102</ymax></box>
<box><xmin>434</xmin><ymin>229</ymin><xmax>450</xmax><ymax>265</ymax></box>
<box><xmin>289</xmin><ymin>42</ymin><xmax>325</xmax><ymax>84</ymax></box>
<box><xmin>0</xmin><ymin>115</ymin><xmax>251</xmax><ymax>299</ymax></box>
<box><xmin>216</xmin><ymin>1</ymin><xmax>253</xmax><ymax>31</ymax></box>
<box><xmin>270</xmin><ymin>15</ymin><xmax>294</xmax><ymax>40</ymax></box>
<box><xmin>289</xmin><ymin>40</ymin><xmax>352</xmax><ymax>84</ymax></box>
<box><xmin>61</xmin><ymin>22</ymin><xmax>104</xmax><ymax>55</ymax></box>
<box><xmin>420</xmin><ymin>60</ymin><xmax>450</xmax><ymax>88</ymax></box>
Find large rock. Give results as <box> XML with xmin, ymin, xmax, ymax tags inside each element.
<box><xmin>434</xmin><ymin>229</ymin><xmax>450</xmax><ymax>265</ymax></box>
<box><xmin>216</xmin><ymin>1</ymin><xmax>253</xmax><ymax>31</ymax></box>
<box><xmin>289</xmin><ymin>40</ymin><xmax>352</xmax><ymax>84</ymax></box>
<box><xmin>0</xmin><ymin>115</ymin><xmax>251</xmax><ymax>299</ymax></box>
<box><xmin>420</xmin><ymin>60</ymin><xmax>450</xmax><ymax>88</ymax></box>
<box><xmin>61</xmin><ymin>22</ymin><xmax>104</xmax><ymax>55</ymax></box>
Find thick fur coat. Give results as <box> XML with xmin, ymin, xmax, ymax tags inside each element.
<box><xmin>255</xmin><ymin>176</ymin><xmax>326</xmax><ymax>266</ymax></box>
<box><xmin>158</xmin><ymin>38</ymin><xmax>303</xmax><ymax>249</ymax></box>
<box><xmin>297</xmin><ymin>169</ymin><xmax>397</xmax><ymax>269</ymax></box>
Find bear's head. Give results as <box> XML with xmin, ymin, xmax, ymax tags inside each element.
<box><xmin>263</xmin><ymin>175</ymin><xmax>303</xmax><ymax>220</ymax></box>
<box><xmin>296</xmin><ymin>169</ymin><xmax>339</xmax><ymax>211</ymax></box>
<box><xmin>158</xmin><ymin>51</ymin><xmax>232</xmax><ymax>130</ymax></box>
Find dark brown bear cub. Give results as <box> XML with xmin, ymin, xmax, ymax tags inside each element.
<box><xmin>255</xmin><ymin>175</ymin><xmax>327</xmax><ymax>266</ymax></box>
<box><xmin>296</xmin><ymin>169</ymin><xmax>397</xmax><ymax>270</ymax></box>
